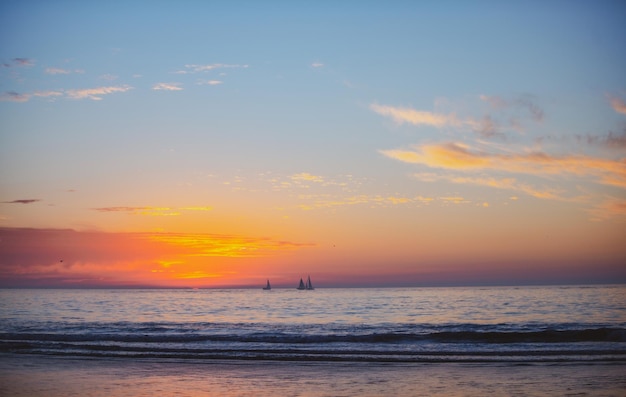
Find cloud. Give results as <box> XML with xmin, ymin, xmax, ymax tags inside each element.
<box><xmin>45</xmin><ymin>67</ymin><xmax>70</xmax><ymax>75</ymax></box>
<box><xmin>463</xmin><ymin>115</ymin><xmax>503</xmax><ymax>138</ymax></box>
<box><xmin>0</xmin><ymin>227</ymin><xmax>314</xmax><ymax>287</ymax></box>
<box><xmin>439</xmin><ymin>196</ymin><xmax>470</xmax><ymax>204</ymax></box>
<box><xmin>381</xmin><ymin>141</ymin><xmax>626</xmax><ymax>189</ymax></box>
<box><xmin>296</xmin><ymin>194</ymin><xmax>435</xmax><ymax>210</ymax></box>
<box><xmin>370</xmin><ymin>103</ymin><xmax>457</xmax><ymax>128</ymax></box>
<box><xmin>148</xmin><ymin>233</ymin><xmax>313</xmax><ymax>258</ymax></box>
<box><xmin>152</xmin><ymin>82</ymin><xmax>183</xmax><ymax>91</ymax></box>
<box><xmin>0</xmin><ymin>91</ymin><xmax>30</xmax><ymax>102</ymax></box>
<box><xmin>2</xmin><ymin>58</ymin><xmax>34</xmax><ymax>68</ymax></box>
<box><xmin>589</xmin><ymin>197</ymin><xmax>626</xmax><ymax>221</ymax></box>
<box><xmin>65</xmin><ymin>85</ymin><xmax>133</xmax><ymax>100</ymax></box>
<box><xmin>311</xmin><ymin>62</ymin><xmax>324</xmax><ymax>68</ymax></box>
<box><xmin>33</xmin><ymin>90</ymin><xmax>63</xmax><ymax>98</ymax></box>
<box><xmin>480</xmin><ymin>94</ymin><xmax>544</xmax><ymax>122</ymax></box>
<box><xmin>370</xmin><ymin>102</ymin><xmax>514</xmax><ymax>138</ymax></box>
<box><xmin>99</xmin><ymin>74</ymin><xmax>118</xmax><ymax>81</ymax></box>
<box><xmin>291</xmin><ymin>172</ymin><xmax>325</xmax><ymax>183</ymax></box>
<box><xmin>93</xmin><ymin>206</ymin><xmax>179</xmax><ymax>216</ymax></box>
<box><xmin>413</xmin><ymin>173</ymin><xmax>562</xmax><ymax>200</ymax></box>
<box><xmin>2</xmin><ymin>86</ymin><xmax>130</xmax><ymax>102</ymax></box>
<box><xmin>176</xmin><ymin>63</ymin><xmax>249</xmax><ymax>74</ymax></box>
<box><xmin>93</xmin><ymin>206</ymin><xmax>157</xmax><ymax>212</ymax></box>
<box><xmin>197</xmin><ymin>79</ymin><xmax>223</xmax><ymax>86</ymax></box>
<box><xmin>371</xmin><ymin>96</ymin><xmax>545</xmax><ymax>139</ymax></box>
<box><xmin>607</xmin><ymin>94</ymin><xmax>626</xmax><ymax>115</ymax></box>
<box><xmin>93</xmin><ymin>205</ymin><xmax>213</xmax><ymax>216</ymax></box>
<box><xmin>2</xmin><ymin>199</ymin><xmax>41</xmax><ymax>204</ymax></box>
<box><xmin>576</xmin><ymin>131</ymin><xmax>626</xmax><ymax>149</ymax></box>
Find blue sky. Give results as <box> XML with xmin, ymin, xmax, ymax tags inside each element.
<box><xmin>1</xmin><ymin>1</ymin><xmax>625</xmax><ymax>287</ymax></box>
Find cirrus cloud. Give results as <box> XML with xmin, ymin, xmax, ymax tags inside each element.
<box><xmin>2</xmin><ymin>199</ymin><xmax>41</xmax><ymax>204</ymax></box>
<box><xmin>381</xmin><ymin>141</ymin><xmax>626</xmax><ymax>189</ymax></box>
<box><xmin>152</xmin><ymin>82</ymin><xmax>183</xmax><ymax>91</ymax></box>
<box><xmin>370</xmin><ymin>103</ymin><xmax>457</xmax><ymax>128</ymax></box>
<box><xmin>65</xmin><ymin>85</ymin><xmax>133</xmax><ymax>100</ymax></box>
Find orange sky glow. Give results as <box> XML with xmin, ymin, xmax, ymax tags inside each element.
<box><xmin>1</xmin><ymin>2</ymin><xmax>625</xmax><ymax>288</ymax></box>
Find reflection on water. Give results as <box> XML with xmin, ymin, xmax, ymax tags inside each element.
<box><xmin>2</xmin><ymin>285</ymin><xmax>624</xmax><ymax>325</ymax></box>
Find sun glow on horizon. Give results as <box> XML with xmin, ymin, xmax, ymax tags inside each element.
<box><xmin>1</xmin><ymin>2</ymin><xmax>625</xmax><ymax>287</ymax></box>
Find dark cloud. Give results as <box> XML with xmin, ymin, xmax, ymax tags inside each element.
<box><xmin>0</xmin><ymin>91</ymin><xmax>30</xmax><ymax>102</ymax></box>
<box><xmin>569</xmin><ymin>130</ymin><xmax>626</xmax><ymax>149</ymax></box>
<box><xmin>2</xmin><ymin>199</ymin><xmax>41</xmax><ymax>204</ymax></box>
<box><xmin>2</xmin><ymin>58</ymin><xmax>34</xmax><ymax>68</ymax></box>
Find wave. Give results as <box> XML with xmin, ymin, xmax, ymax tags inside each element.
<box><xmin>2</xmin><ymin>325</ymin><xmax>625</xmax><ymax>344</ymax></box>
<box><xmin>2</xmin><ymin>322</ymin><xmax>625</xmax><ymax>363</ymax></box>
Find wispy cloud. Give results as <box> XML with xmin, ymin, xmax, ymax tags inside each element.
<box><xmin>2</xmin><ymin>58</ymin><xmax>34</xmax><ymax>68</ymax></box>
<box><xmin>148</xmin><ymin>233</ymin><xmax>313</xmax><ymax>258</ymax></box>
<box><xmin>589</xmin><ymin>197</ymin><xmax>626</xmax><ymax>221</ymax></box>
<box><xmin>0</xmin><ymin>91</ymin><xmax>30</xmax><ymax>102</ymax></box>
<box><xmin>413</xmin><ymin>173</ymin><xmax>563</xmax><ymax>200</ymax></box>
<box><xmin>480</xmin><ymin>94</ymin><xmax>544</xmax><ymax>122</ymax></box>
<box><xmin>196</xmin><ymin>79</ymin><xmax>223</xmax><ymax>86</ymax></box>
<box><xmin>152</xmin><ymin>82</ymin><xmax>183</xmax><ymax>91</ymax></box>
<box><xmin>439</xmin><ymin>196</ymin><xmax>470</xmax><ymax>204</ymax></box>
<box><xmin>372</xmin><ymin>95</ymin><xmax>545</xmax><ymax>139</ymax></box>
<box><xmin>65</xmin><ymin>85</ymin><xmax>133</xmax><ymax>100</ymax></box>
<box><xmin>576</xmin><ymin>131</ymin><xmax>626</xmax><ymax>150</ymax></box>
<box><xmin>381</xmin><ymin>141</ymin><xmax>626</xmax><ymax>189</ymax></box>
<box><xmin>93</xmin><ymin>206</ymin><xmax>179</xmax><ymax>216</ymax></box>
<box><xmin>93</xmin><ymin>205</ymin><xmax>213</xmax><ymax>216</ymax></box>
<box><xmin>99</xmin><ymin>74</ymin><xmax>118</xmax><ymax>81</ymax></box>
<box><xmin>179</xmin><ymin>206</ymin><xmax>213</xmax><ymax>211</ymax></box>
<box><xmin>175</xmin><ymin>63</ymin><xmax>249</xmax><ymax>74</ymax></box>
<box><xmin>2</xmin><ymin>85</ymin><xmax>131</xmax><ymax>102</ymax></box>
<box><xmin>370</xmin><ymin>103</ymin><xmax>504</xmax><ymax>138</ymax></box>
<box><xmin>311</xmin><ymin>62</ymin><xmax>324</xmax><ymax>68</ymax></box>
<box><xmin>291</xmin><ymin>172</ymin><xmax>325</xmax><ymax>183</ymax></box>
<box><xmin>32</xmin><ymin>90</ymin><xmax>63</xmax><ymax>98</ymax></box>
<box><xmin>45</xmin><ymin>67</ymin><xmax>84</xmax><ymax>75</ymax></box>
<box><xmin>370</xmin><ymin>103</ymin><xmax>457</xmax><ymax>128</ymax></box>
<box><xmin>2</xmin><ymin>199</ymin><xmax>41</xmax><ymax>204</ymax></box>
<box><xmin>607</xmin><ymin>93</ymin><xmax>626</xmax><ymax>115</ymax></box>
<box><xmin>296</xmin><ymin>194</ymin><xmax>435</xmax><ymax>210</ymax></box>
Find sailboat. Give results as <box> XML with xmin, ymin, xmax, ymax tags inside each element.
<box><xmin>305</xmin><ymin>275</ymin><xmax>314</xmax><ymax>290</ymax></box>
<box><xmin>297</xmin><ymin>278</ymin><xmax>306</xmax><ymax>290</ymax></box>
<box><xmin>263</xmin><ymin>279</ymin><xmax>271</xmax><ymax>290</ymax></box>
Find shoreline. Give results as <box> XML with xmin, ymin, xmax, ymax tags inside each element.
<box><xmin>2</xmin><ymin>353</ymin><xmax>625</xmax><ymax>396</ymax></box>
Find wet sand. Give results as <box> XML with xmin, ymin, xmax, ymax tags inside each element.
<box><xmin>1</xmin><ymin>354</ymin><xmax>625</xmax><ymax>396</ymax></box>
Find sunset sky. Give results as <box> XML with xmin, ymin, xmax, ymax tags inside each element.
<box><xmin>1</xmin><ymin>1</ymin><xmax>625</xmax><ymax>288</ymax></box>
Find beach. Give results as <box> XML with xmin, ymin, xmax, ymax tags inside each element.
<box><xmin>2</xmin><ymin>354</ymin><xmax>625</xmax><ymax>397</ymax></box>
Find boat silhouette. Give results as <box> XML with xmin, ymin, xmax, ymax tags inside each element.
<box><xmin>297</xmin><ymin>276</ymin><xmax>314</xmax><ymax>290</ymax></box>
<box><xmin>263</xmin><ymin>279</ymin><xmax>271</xmax><ymax>290</ymax></box>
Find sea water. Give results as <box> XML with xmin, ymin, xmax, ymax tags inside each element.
<box><xmin>1</xmin><ymin>285</ymin><xmax>625</xmax><ymax>396</ymax></box>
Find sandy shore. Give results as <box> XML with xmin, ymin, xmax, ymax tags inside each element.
<box><xmin>1</xmin><ymin>354</ymin><xmax>625</xmax><ymax>396</ymax></box>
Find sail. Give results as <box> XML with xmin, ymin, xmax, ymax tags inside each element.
<box><xmin>263</xmin><ymin>279</ymin><xmax>271</xmax><ymax>290</ymax></box>
<box><xmin>297</xmin><ymin>278</ymin><xmax>305</xmax><ymax>290</ymax></box>
<box><xmin>306</xmin><ymin>275</ymin><xmax>314</xmax><ymax>290</ymax></box>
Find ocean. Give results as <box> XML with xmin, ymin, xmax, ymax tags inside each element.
<box><xmin>1</xmin><ymin>285</ymin><xmax>625</xmax><ymax>396</ymax></box>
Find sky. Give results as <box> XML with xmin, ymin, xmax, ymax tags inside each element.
<box><xmin>1</xmin><ymin>1</ymin><xmax>625</xmax><ymax>288</ymax></box>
